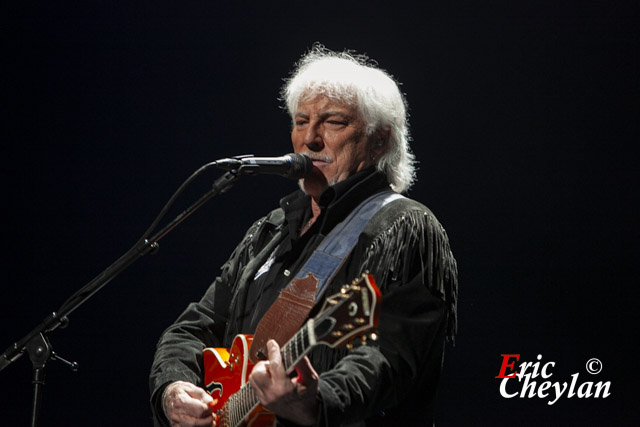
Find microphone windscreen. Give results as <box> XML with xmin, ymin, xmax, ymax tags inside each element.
<box><xmin>286</xmin><ymin>153</ymin><xmax>313</xmax><ymax>179</ymax></box>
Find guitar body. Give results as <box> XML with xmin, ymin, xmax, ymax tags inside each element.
<box><xmin>203</xmin><ymin>334</ymin><xmax>275</xmax><ymax>427</ymax></box>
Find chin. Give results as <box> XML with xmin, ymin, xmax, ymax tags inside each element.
<box><xmin>298</xmin><ymin>174</ymin><xmax>335</xmax><ymax>198</ymax></box>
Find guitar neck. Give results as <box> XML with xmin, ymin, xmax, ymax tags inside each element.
<box><xmin>280</xmin><ymin>319</ymin><xmax>316</xmax><ymax>374</ymax></box>
<box><xmin>219</xmin><ymin>273</ymin><xmax>380</xmax><ymax>427</ymax></box>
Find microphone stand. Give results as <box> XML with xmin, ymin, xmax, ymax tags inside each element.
<box><xmin>0</xmin><ymin>168</ymin><xmax>243</xmax><ymax>427</ymax></box>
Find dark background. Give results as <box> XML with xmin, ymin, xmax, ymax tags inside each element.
<box><xmin>2</xmin><ymin>1</ymin><xmax>638</xmax><ymax>425</ymax></box>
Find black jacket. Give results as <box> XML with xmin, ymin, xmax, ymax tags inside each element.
<box><xmin>149</xmin><ymin>168</ymin><xmax>458</xmax><ymax>426</ymax></box>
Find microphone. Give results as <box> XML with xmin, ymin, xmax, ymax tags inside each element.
<box><xmin>214</xmin><ymin>153</ymin><xmax>312</xmax><ymax>179</ymax></box>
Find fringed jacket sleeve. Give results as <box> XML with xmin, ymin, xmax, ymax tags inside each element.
<box><xmin>309</xmin><ymin>199</ymin><xmax>458</xmax><ymax>426</ymax></box>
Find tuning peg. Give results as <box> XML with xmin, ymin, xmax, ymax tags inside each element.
<box><xmin>360</xmin><ymin>335</ymin><xmax>368</xmax><ymax>346</ymax></box>
<box><xmin>346</xmin><ymin>342</ymin><xmax>354</xmax><ymax>350</ymax></box>
<box><xmin>369</xmin><ymin>332</ymin><xmax>379</xmax><ymax>341</ymax></box>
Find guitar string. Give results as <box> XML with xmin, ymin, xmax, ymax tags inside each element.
<box><xmin>225</xmin><ymin>326</ymin><xmax>307</xmax><ymax>426</ymax></box>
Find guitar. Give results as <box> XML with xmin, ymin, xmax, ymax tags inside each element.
<box><xmin>203</xmin><ymin>273</ymin><xmax>382</xmax><ymax>427</ymax></box>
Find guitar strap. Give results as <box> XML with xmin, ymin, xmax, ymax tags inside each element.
<box><xmin>249</xmin><ymin>190</ymin><xmax>404</xmax><ymax>361</ymax></box>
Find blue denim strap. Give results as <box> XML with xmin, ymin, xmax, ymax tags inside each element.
<box><xmin>293</xmin><ymin>190</ymin><xmax>404</xmax><ymax>299</ymax></box>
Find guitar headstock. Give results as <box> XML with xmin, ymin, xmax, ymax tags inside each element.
<box><xmin>312</xmin><ymin>273</ymin><xmax>381</xmax><ymax>349</ymax></box>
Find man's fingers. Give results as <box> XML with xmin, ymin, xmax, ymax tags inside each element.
<box><xmin>250</xmin><ymin>340</ymin><xmax>292</xmax><ymax>407</ymax></box>
<box><xmin>295</xmin><ymin>356</ymin><xmax>319</xmax><ymax>387</ymax></box>
<box><xmin>266</xmin><ymin>339</ymin><xmax>283</xmax><ymax>373</ymax></box>
<box><xmin>164</xmin><ymin>381</ymin><xmax>215</xmax><ymax>425</ymax></box>
<box><xmin>249</xmin><ymin>360</ymin><xmax>271</xmax><ymax>389</ymax></box>
<box><xmin>185</xmin><ymin>384</ymin><xmax>214</xmax><ymax>409</ymax></box>
<box><xmin>177</xmin><ymin>383</ymin><xmax>213</xmax><ymax>417</ymax></box>
<box><xmin>247</xmin><ymin>344</ymin><xmax>320</xmax><ymax>425</ymax></box>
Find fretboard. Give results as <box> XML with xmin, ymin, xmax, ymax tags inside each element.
<box><xmin>220</xmin><ymin>322</ymin><xmax>315</xmax><ymax>427</ymax></box>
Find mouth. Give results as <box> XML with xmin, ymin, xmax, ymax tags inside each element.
<box><xmin>303</xmin><ymin>153</ymin><xmax>332</xmax><ymax>166</ymax></box>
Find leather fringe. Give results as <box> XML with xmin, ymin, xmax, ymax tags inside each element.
<box><xmin>361</xmin><ymin>210</ymin><xmax>458</xmax><ymax>343</ymax></box>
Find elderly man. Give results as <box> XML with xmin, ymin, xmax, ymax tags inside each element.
<box><xmin>150</xmin><ymin>45</ymin><xmax>457</xmax><ymax>426</ymax></box>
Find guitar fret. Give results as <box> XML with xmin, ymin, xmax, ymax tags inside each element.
<box><xmin>238</xmin><ymin>389</ymin><xmax>244</xmax><ymax>424</ymax></box>
<box><xmin>296</xmin><ymin>329</ymin><xmax>306</xmax><ymax>357</ymax></box>
<box><xmin>284</xmin><ymin>341</ymin><xmax>291</xmax><ymax>368</ymax></box>
<box><xmin>241</xmin><ymin>385</ymin><xmax>250</xmax><ymax>423</ymax></box>
<box><xmin>229</xmin><ymin>395</ymin><xmax>235</xmax><ymax>427</ymax></box>
<box><xmin>298</xmin><ymin>329</ymin><xmax>304</xmax><ymax>357</ymax></box>
<box><xmin>240</xmin><ymin>389</ymin><xmax>245</xmax><ymax>423</ymax></box>
<box><xmin>287</xmin><ymin>343</ymin><xmax>293</xmax><ymax>368</ymax></box>
<box><xmin>230</xmin><ymin>383</ymin><xmax>257</xmax><ymax>427</ymax></box>
<box><xmin>282</xmin><ymin>345</ymin><xmax>288</xmax><ymax>370</ymax></box>
<box><xmin>238</xmin><ymin>392</ymin><xmax>244</xmax><ymax>423</ymax></box>
<box><xmin>287</xmin><ymin>340</ymin><xmax>296</xmax><ymax>368</ymax></box>
<box><xmin>289</xmin><ymin>343</ymin><xmax>294</xmax><ymax>368</ymax></box>
<box><xmin>293</xmin><ymin>330</ymin><xmax>300</xmax><ymax>362</ymax></box>
<box><xmin>245</xmin><ymin>387</ymin><xmax>251</xmax><ymax>418</ymax></box>
<box><xmin>301</xmin><ymin>326</ymin><xmax>309</xmax><ymax>352</ymax></box>
<box><xmin>234</xmin><ymin>392</ymin><xmax>240</xmax><ymax>426</ymax></box>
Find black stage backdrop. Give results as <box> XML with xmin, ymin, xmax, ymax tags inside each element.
<box><xmin>2</xmin><ymin>2</ymin><xmax>638</xmax><ymax>426</ymax></box>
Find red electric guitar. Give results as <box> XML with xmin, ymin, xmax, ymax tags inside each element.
<box><xmin>203</xmin><ymin>273</ymin><xmax>381</xmax><ymax>427</ymax></box>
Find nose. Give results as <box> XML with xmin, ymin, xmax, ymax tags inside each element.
<box><xmin>303</xmin><ymin>124</ymin><xmax>324</xmax><ymax>152</ymax></box>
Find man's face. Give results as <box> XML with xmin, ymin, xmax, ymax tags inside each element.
<box><xmin>291</xmin><ymin>95</ymin><xmax>378</xmax><ymax>197</ymax></box>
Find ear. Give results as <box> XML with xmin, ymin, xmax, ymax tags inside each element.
<box><xmin>371</xmin><ymin>127</ymin><xmax>391</xmax><ymax>158</ymax></box>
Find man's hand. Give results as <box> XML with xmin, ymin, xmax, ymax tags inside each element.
<box><xmin>163</xmin><ymin>381</ymin><xmax>215</xmax><ymax>427</ymax></box>
<box><xmin>249</xmin><ymin>339</ymin><xmax>320</xmax><ymax>426</ymax></box>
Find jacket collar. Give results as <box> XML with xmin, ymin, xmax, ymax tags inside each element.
<box><xmin>279</xmin><ymin>167</ymin><xmax>393</xmax><ymax>236</ymax></box>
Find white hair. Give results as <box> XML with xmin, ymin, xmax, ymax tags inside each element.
<box><xmin>281</xmin><ymin>45</ymin><xmax>416</xmax><ymax>193</ymax></box>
